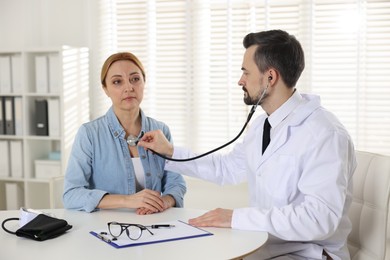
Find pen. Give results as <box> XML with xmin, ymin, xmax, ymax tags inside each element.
<box><xmin>148</xmin><ymin>224</ymin><xmax>175</xmax><ymax>229</ymax></box>
<box><xmin>96</xmin><ymin>233</ymin><xmax>111</xmax><ymax>243</ymax></box>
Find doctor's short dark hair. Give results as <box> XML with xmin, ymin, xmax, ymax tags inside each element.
<box><xmin>243</xmin><ymin>30</ymin><xmax>305</xmax><ymax>88</ymax></box>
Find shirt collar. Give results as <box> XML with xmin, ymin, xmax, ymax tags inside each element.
<box><xmin>106</xmin><ymin>106</ymin><xmax>147</xmax><ymax>140</ymax></box>
<box><xmin>268</xmin><ymin>89</ymin><xmax>303</xmax><ymax>128</ymax></box>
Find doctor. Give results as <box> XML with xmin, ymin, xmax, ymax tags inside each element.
<box><xmin>138</xmin><ymin>30</ymin><xmax>356</xmax><ymax>260</ymax></box>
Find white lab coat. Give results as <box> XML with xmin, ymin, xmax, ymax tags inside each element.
<box><xmin>166</xmin><ymin>92</ymin><xmax>356</xmax><ymax>260</ymax></box>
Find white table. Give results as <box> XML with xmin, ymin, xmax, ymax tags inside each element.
<box><xmin>0</xmin><ymin>207</ymin><xmax>268</xmax><ymax>260</ymax></box>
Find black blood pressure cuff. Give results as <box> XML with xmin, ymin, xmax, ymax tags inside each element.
<box><xmin>2</xmin><ymin>214</ymin><xmax>72</xmax><ymax>241</ymax></box>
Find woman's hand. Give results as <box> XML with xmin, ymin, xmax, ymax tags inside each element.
<box><xmin>136</xmin><ymin>194</ymin><xmax>176</xmax><ymax>215</ymax></box>
<box><xmin>128</xmin><ymin>189</ymin><xmax>165</xmax><ymax>213</ymax></box>
<box><xmin>138</xmin><ymin>130</ymin><xmax>174</xmax><ymax>157</ymax></box>
<box><xmin>98</xmin><ymin>189</ymin><xmax>165</xmax><ymax>213</ymax></box>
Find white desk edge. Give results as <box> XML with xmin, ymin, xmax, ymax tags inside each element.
<box><xmin>0</xmin><ymin>207</ymin><xmax>268</xmax><ymax>260</ymax></box>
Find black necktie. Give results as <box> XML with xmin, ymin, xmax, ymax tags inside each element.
<box><xmin>262</xmin><ymin>118</ymin><xmax>271</xmax><ymax>154</ymax></box>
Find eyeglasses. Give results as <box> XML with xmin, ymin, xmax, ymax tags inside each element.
<box><xmin>107</xmin><ymin>222</ymin><xmax>154</xmax><ymax>240</ymax></box>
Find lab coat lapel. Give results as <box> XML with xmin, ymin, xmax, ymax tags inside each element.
<box><xmin>257</xmin><ymin>125</ymin><xmax>289</xmax><ymax>166</ymax></box>
<box><xmin>256</xmin><ymin>97</ymin><xmax>321</xmax><ymax>169</ymax></box>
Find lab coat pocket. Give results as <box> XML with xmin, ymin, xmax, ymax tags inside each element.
<box><xmin>264</xmin><ymin>154</ymin><xmax>299</xmax><ymax>207</ymax></box>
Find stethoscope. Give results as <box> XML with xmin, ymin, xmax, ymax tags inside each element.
<box><xmin>146</xmin><ymin>82</ymin><xmax>270</xmax><ymax>162</ymax></box>
<box><xmin>127</xmin><ymin>131</ymin><xmax>144</xmax><ymax>147</ymax></box>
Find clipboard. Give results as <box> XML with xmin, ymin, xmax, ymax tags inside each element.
<box><xmin>90</xmin><ymin>220</ymin><xmax>213</xmax><ymax>248</ymax></box>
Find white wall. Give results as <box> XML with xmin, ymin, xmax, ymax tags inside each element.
<box><xmin>0</xmin><ymin>0</ymin><xmax>91</xmax><ymax>48</ymax></box>
<box><xmin>0</xmin><ymin>0</ymin><xmax>101</xmax><ymax>118</ymax></box>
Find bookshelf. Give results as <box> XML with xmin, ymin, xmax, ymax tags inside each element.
<box><xmin>0</xmin><ymin>46</ymin><xmax>89</xmax><ymax>210</ymax></box>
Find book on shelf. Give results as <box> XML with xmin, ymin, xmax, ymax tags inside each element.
<box><xmin>0</xmin><ymin>97</ymin><xmax>5</xmax><ymax>135</ymax></box>
<box><xmin>35</xmin><ymin>99</ymin><xmax>48</xmax><ymax>136</ymax></box>
<box><xmin>35</xmin><ymin>55</ymin><xmax>49</xmax><ymax>93</ymax></box>
<box><xmin>48</xmin><ymin>54</ymin><xmax>60</xmax><ymax>94</ymax></box>
<box><xmin>10</xmin><ymin>140</ymin><xmax>23</xmax><ymax>178</ymax></box>
<box><xmin>0</xmin><ymin>56</ymin><xmax>12</xmax><ymax>93</ymax></box>
<box><xmin>48</xmin><ymin>98</ymin><xmax>60</xmax><ymax>137</ymax></box>
<box><xmin>4</xmin><ymin>96</ymin><xmax>15</xmax><ymax>135</ymax></box>
<box><xmin>0</xmin><ymin>96</ymin><xmax>22</xmax><ymax>136</ymax></box>
<box><xmin>5</xmin><ymin>182</ymin><xmax>24</xmax><ymax>210</ymax></box>
<box><xmin>11</xmin><ymin>55</ymin><xmax>22</xmax><ymax>93</ymax></box>
<box><xmin>0</xmin><ymin>140</ymin><xmax>10</xmax><ymax>177</ymax></box>
<box><xmin>13</xmin><ymin>96</ymin><xmax>23</xmax><ymax>136</ymax></box>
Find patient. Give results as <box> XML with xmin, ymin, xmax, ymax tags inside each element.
<box><xmin>63</xmin><ymin>52</ymin><xmax>186</xmax><ymax>214</ymax></box>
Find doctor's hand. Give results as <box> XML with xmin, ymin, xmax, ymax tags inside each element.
<box><xmin>138</xmin><ymin>130</ymin><xmax>174</xmax><ymax>157</ymax></box>
<box><xmin>188</xmin><ymin>208</ymin><xmax>233</xmax><ymax>228</ymax></box>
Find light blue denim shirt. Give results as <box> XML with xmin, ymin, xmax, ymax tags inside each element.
<box><xmin>63</xmin><ymin>107</ymin><xmax>186</xmax><ymax>212</ymax></box>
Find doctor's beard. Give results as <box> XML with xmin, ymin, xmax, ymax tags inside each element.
<box><xmin>243</xmin><ymin>87</ymin><xmax>266</xmax><ymax>106</ymax></box>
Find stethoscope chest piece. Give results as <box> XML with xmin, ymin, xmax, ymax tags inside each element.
<box><xmin>126</xmin><ymin>131</ymin><xmax>144</xmax><ymax>147</ymax></box>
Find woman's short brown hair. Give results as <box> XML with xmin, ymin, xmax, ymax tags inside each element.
<box><xmin>100</xmin><ymin>52</ymin><xmax>146</xmax><ymax>87</ymax></box>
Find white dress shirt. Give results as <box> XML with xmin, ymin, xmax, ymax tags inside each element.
<box><xmin>165</xmin><ymin>91</ymin><xmax>356</xmax><ymax>259</ymax></box>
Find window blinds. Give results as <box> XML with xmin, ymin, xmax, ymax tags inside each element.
<box><xmin>95</xmin><ymin>0</ymin><xmax>390</xmax><ymax>155</ymax></box>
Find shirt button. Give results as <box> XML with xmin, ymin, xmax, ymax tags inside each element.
<box><xmin>114</xmin><ymin>131</ymin><xmax>119</xmax><ymax>137</ymax></box>
<box><xmin>146</xmin><ymin>172</ymin><xmax>151</xmax><ymax>177</ymax></box>
<box><xmin>141</xmin><ymin>155</ymin><xmax>146</xmax><ymax>159</ymax></box>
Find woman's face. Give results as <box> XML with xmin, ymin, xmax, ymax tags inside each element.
<box><xmin>103</xmin><ymin>60</ymin><xmax>145</xmax><ymax>112</ymax></box>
